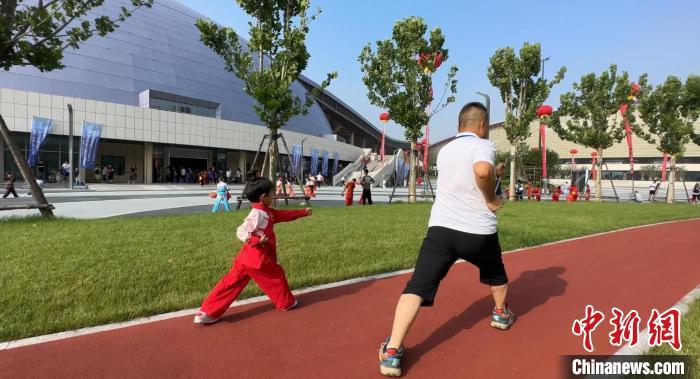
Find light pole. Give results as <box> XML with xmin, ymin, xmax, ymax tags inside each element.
<box><xmin>299</xmin><ymin>137</ymin><xmax>308</xmax><ymax>207</ymax></box>
<box><xmin>541</xmin><ymin>56</ymin><xmax>550</xmax><ymax>80</ymax></box>
<box><xmin>476</xmin><ymin>92</ymin><xmax>490</xmax><ymax>117</ymax></box>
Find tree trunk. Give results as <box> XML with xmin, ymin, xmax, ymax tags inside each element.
<box><xmin>667</xmin><ymin>155</ymin><xmax>676</xmax><ymax>204</ymax></box>
<box><xmin>595</xmin><ymin>147</ymin><xmax>603</xmax><ymax>202</ymax></box>
<box><xmin>408</xmin><ymin>141</ymin><xmax>417</xmax><ymax>203</ymax></box>
<box><xmin>0</xmin><ymin>114</ymin><xmax>54</xmax><ymax>217</ymax></box>
<box><xmin>508</xmin><ymin>145</ymin><xmax>516</xmax><ymax>201</ymax></box>
<box><xmin>266</xmin><ymin>134</ymin><xmax>279</xmax><ymax>183</ymax></box>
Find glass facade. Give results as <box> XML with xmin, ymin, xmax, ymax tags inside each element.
<box><xmin>149</xmin><ymin>98</ymin><xmax>217</xmax><ymax>118</ymax></box>
<box><xmin>2</xmin><ymin>133</ymin><xmax>80</xmax><ymax>182</ymax></box>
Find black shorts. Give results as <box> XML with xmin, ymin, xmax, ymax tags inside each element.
<box><xmin>403</xmin><ymin>226</ymin><xmax>508</xmax><ymax>306</ymax></box>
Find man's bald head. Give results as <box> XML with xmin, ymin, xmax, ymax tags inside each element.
<box><xmin>458</xmin><ymin>102</ymin><xmax>489</xmax><ymax>137</ymax></box>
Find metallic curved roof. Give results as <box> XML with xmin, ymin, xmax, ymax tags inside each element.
<box><xmin>0</xmin><ymin>0</ymin><xmax>331</xmax><ymax>136</ymax></box>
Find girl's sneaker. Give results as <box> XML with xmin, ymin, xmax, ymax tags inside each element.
<box><xmin>193</xmin><ymin>311</ymin><xmax>220</xmax><ymax>324</ymax></box>
<box><xmin>491</xmin><ymin>304</ymin><xmax>515</xmax><ymax>330</ymax></box>
<box><xmin>379</xmin><ymin>337</ymin><xmax>404</xmax><ymax>377</ymax></box>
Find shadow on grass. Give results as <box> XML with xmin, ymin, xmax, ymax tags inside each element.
<box><xmin>403</xmin><ymin>266</ymin><xmax>568</xmax><ymax>372</ymax></box>
<box><xmin>219</xmin><ymin>279</ymin><xmax>376</xmax><ymax>324</ymax></box>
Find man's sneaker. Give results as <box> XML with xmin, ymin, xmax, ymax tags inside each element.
<box><xmin>282</xmin><ymin>299</ymin><xmax>299</xmax><ymax>311</ymax></box>
<box><xmin>379</xmin><ymin>337</ymin><xmax>404</xmax><ymax>377</ymax></box>
<box><xmin>193</xmin><ymin>311</ymin><xmax>220</xmax><ymax>324</ymax></box>
<box><xmin>491</xmin><ymin>304</ymin><xmax>515</xmax><ymax>330</ymax></box>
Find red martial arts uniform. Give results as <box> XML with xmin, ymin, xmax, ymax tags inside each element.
<box><xmin>199</xmin><ymin>204</ymin><xmax>310</xmax><ymax>318</ymax></box>
<box><xmin>534</xmin><ymin>187</ymin><xmax>541</xmax><ymax>201</ymax></box>
<box><xmin>552</xmin><ymin>188</ymin><xmax>561</xmax><ymax>202</ymax></box>
<box><xmin>344</xmin><ymin>181</ymin><xmax>355</xmax><ymax>206</ymax></box>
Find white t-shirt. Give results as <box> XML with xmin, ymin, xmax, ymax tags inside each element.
<box><xmin>429</xmin><ymin>132</ymin><xmax>497</xmax><ymax>235</ymax></box>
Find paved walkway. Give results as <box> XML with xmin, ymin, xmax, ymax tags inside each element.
<box><xmin>0</xmin><ymin>185</ymin><xmax>416</xmax><ymax>218</ymax></box>
<box><xmin>1</xmin><ymin>220</ymin><xmax>698</xmax><ymax>378</ymax></box>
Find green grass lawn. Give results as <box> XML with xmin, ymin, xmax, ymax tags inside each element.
<box><xmin>0</xmin><ymin>202</ymin><xmax>698</xmax><ymax>343</ymax></box>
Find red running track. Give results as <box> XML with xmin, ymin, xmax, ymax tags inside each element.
<box><xmin>1</xmin><ymin>219</ymin><xmax>699</xmax><ymax>378</ymax></box>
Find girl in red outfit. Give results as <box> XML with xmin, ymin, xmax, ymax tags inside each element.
<box><xmin>552</xmin><ymin>186</ymin><xmax>561</xmax><ymax>202</ymax></box>
<box><xmin>584</xmin><ymin>185</ymin><xmax>591</xmax><ymax>201</ymax></box>
<box><xmin>343</xmin><ymin>178</ymin><xmax>356</xmax><ymax>206</ymax></box>
<box><xmin>194</xmin><ymin>177</ymin><xmax>312</xmax><ymax>324</ymax></box>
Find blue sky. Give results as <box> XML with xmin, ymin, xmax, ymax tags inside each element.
<box><xmin>178</xmin><ymin>0</ymin><xmax>700</xmax><ymax>142</ymax></box>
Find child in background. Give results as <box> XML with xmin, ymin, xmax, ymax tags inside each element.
<box><xmin>194</xmin><ymin>177</ymin><xmax>312</xmax><ymax>324</ymax></box>
<box><xmin>211</xmin><ymin>177</ymin><xmax>231</xmax><ymax>212</ymax></box>
<box><xmin>343</xmin><ymin>178</ymin><xmax>357</xmax><ymax>206</ymax></box>
<box><xmin>552</xmin><ymin>186</ymin><xmax>561</xmax><ymax>202</ymax></box>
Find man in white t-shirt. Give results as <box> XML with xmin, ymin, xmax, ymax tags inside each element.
<box><xmin>378</xmin><ymin>102</ymin><xmax>512</xmax><ymax>377</ymax></box>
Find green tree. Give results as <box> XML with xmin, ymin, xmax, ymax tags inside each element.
<box><xmin>550</xmin><ymin>64</ymin><xmax>635</xmax><ymax>201</ymax></box>
<box><xmin>487</xmin><ymin>42</ymin><xmax>565</xmax><ymax>201</ymax></box>
<box><xmin>0</xmin><ymin>0</ymin><xmax>153</xmax><ymax>217</ymax></box>
<box><xmin>358</xmin><ymin>16</ymin><xmax>458</xmax><ymax>203</ymax></box>
<box><xmin>496</xmin><ymin>146</ymin><xmax>560</xmax><ymax>187</ymax></box>
<box><xmin>635</xmin><ymin>75</ymin><xmax>700</xmax><ymax>203</ymax></box>
<box><xmin>196</xmin><ymin>0</ymin><xmax>336</xmax><ymax>185</ymax></box>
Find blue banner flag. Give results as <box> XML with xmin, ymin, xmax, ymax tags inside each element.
<box><xmin>395</xmin><ymin>152</ymin><xmax>410</xmax><ymax>183</ymax></box>
<box><xmin>79</xmin><ymin>121</ymin><xmax>103</xmax><ymax>169</ymax></box>
<box><xmin>321</xmin><ymin>151</ymin><xmax>329</xmax><ymax>176</ymax></box>
<box><xmin>332</xmin><ymin>152</ymin><xmax>340</xmax><ymax>176</ymax></box>
<box><xmin>291</xmin><ymin>145</ymin><xmax>302</xmax><ymax>177</ymax></box>
<box><xmin>310</xmin><ymin>149</ymin><xmax>319</xmax><ymax>175</ymax></box>
<box><xmin>27</xmin><ymin>117</ymin><xmax>54</xmax><ymax>167</ymax></box>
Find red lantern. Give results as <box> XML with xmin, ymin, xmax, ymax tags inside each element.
<box><xmin>630</xmin><ymin>82</ymin><xmax>641</xmax><ymax>96</ymax></box>
<box><xmin>536</xmin><ymin>104</ymin><xmax>553</xmax><ymax>118</ymax></box>
<box><xmin>590</xmin><ymin>151</ymin><xmax>598</xmax><ymax>157</ymax></box>
<box><xmin>379</xmin><ymin>112</ymin><xmax>390</xmax><ymax>124</ymax></box>
<box><xmin>570</xmin><ymin>149</ymin><xmax>578</xmax><ymax>155</ymax></box>
<box><xmin>433</xmin><ymin>51</ymin><xmax>443</xmax><ymax>69</ymax></box>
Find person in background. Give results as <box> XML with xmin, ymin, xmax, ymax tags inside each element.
<box><xmin>316</xmin><ymin>172</ymin><xmax>324</xmax><ymax>188</ymax></box>
<box><xmin>60</xmin><ymin>161</ymin><xmax>70</xmax><ymax>183</ymax></box>
<box><xmin>359</xmin><ymin>169</ymin><xmax>375</xmax><ymax>205</ymax></box>
<box><xmin>129</xmin><ymin>164</ymin><xmax>138</xmax><ymax>184</ymax></box>
<box><xmin>342</xmin><ymin>178</ymin><xmax>356</xmax><ymax>206</ymax></box>
<box><xmin>552</xmin><ymin>186</ymin><xmax>562</xmax><ymax>202</ymax></box>
<box><xmin>692</xmin><ymin>183</ymin><xmax>699</xmax><ymax>204</ymax></box>
<box><xmin>649</xmin><ymin>178</ymin><xmax>659</xmax><ymax>202</ymax></box>
<box><xmin>212</xmin><ymin>177</ymin><xmax>231</xmax><ymax>212</ymax></box>
<box><xmin>534</xmin><ymin>185</ymin><xmax>541</xmax><ymax>201</ymax></box>
<box><xmin>36</xmin><ymin>160</ymin><xmax>46</xmax><ymax>181</ymax></box>
<box><xmin>584</xmin><ymin>185</ymin><xmax>591</xmax><ymax>201</ymax></box>
<box><xmin>226</xmin><ymin>168</ymin><xmax>232</xmax><ymax>184</ymax></box>
<box><xmin>3</xmin><ymin>172</ymin><xmax>18</xmax><ymax>198</ymax></box>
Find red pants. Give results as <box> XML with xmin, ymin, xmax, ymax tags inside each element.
<box><xmin>200</xmin><ymin>259</ymin><xmax>295</xmax><ymax>318</ymax></box>
<box><xmin>345</xmin><ymin>195</ymin><xmax>353</xmax><ymax>206</ymax></box>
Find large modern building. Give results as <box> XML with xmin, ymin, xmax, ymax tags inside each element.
<box><xmin>0</xmin><ymin>0</ymin><xmax>407</xmax><ymax>183</ymax></box>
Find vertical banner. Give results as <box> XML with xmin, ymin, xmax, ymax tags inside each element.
<box><xmin>380</xmin><ymin>126</ymin><xmax>386</xmax><ymax>161</ymax></box>
<box><xmin>620</xmin><ymin>104</ymin><xmax>635</xmax><ymax>176</ymax></box>
<box><xmin>321</xmin><ymin>151</ymin><xmax>329</xmax><ymax>176</ymax></box>
<box><xmin>27</xmin><ymin>116</ymin><xmax>54</xmax><ymax>166</ymax></box>
<box><xmin>423</xmin><ymin>125</ymin><xmax>429</xmax><ymax>169</ymax></box>
<box><xmin>291</xmin><ymin>145</ymin><xmax>302</xmax><ymax>177</ymax></box>
<box><xmin>79</xmin><ymin>121</ymin><xmax>103</xmax><ymax>169</ymax></box>
<box><xmin>661</xmin><ymin>153</ymin><xmax>668</xmax><ymax>182</ymax></box>
<box><xmin>332</xmin><ymin>152</ymin><xmax>340</xmax><ymax>177</ymax></box>
<box><xmin>310</xmin><ymin>149</ymin><xmax>319</xmax><ymax>175</ymax></box>
<box><xmin>395</xmin><ymin>151</ymin><xmax>410</xmax><ymax>183</ymax></box>
<box><xmin>540</xmin><ymin>123</ymin><xmax>547</xmax><ymax>179</ymax></box>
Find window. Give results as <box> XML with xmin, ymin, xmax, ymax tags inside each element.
<box><xmin>149</xmin><ymin>98</ymin><xmax>216</xmax><ymax>118</ymax></box>
<box><xmin>101</xmin><ymin>155</ymin><xmax>125</xmax><ymax>176</ymax></box>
